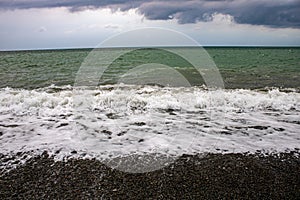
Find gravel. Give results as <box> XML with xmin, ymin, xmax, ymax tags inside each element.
<box><xmin>0</xmin><ymin>152</ymin><xmax>299</xmax><ymax>199</ymax></box>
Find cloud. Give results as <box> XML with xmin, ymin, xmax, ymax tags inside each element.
<box><xmin>137</xmin><ymin>0</ymin><xmax>300</xmax><ymax>28</ymax></box>
<box><xmin>104</xmin><ymin>23</ymin><xmax>122</xmax><ymax>29</ymax></box>
<box><xmin>37</xmin><ymin>26</ymin><xmax>47</xmax><ymax>32</ymax></box>
<box><xmin>0</xmin><ymin>0</ymin><xmax>299</xmax><ymax>28</ymax></box>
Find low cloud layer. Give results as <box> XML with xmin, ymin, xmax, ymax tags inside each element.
<box><xmin>0</xmin><ymin>0</ymin><xmax>299</xmax><ymax>28</ymax></box>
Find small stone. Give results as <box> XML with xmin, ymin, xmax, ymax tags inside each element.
<box><xmin>134</xmin><ymin>122</ymin><xmax>146</xmax><ymax>126</ymax></box>
<box><xmin>117</xmin><ymin>131</ymin><xmax>126</xmax><ymax>136</ymax></box>
<box><xmin>102</xmin><ymin>130</ymin><xmax>112</xmax><ymax>135</ymax></box>
<box><xmin>56</xmin><ymin>123</ymin><xmax>69</xmax><ymax>128</ymax></box>
<box><xmin>71</xmin><ymin>150</ymin><xmax>77</xmax><ymax>154</ymax></box>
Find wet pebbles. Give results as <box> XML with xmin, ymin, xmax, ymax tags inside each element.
<box><xmin>0</xmin><ymin>152</ymin><xmax>299</xmax><ymax>199</ymax></box>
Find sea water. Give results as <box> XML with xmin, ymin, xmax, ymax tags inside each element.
<box><xmin>0</xmin><ymin>47</ymin><xmax>299</xmax><ymax>168</ymax></box>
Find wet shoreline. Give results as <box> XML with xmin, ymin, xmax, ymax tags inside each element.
<box><xmin>1</xmin><ymin>152</ymin><xmax>299</xmax><ymax>199</ymax></box>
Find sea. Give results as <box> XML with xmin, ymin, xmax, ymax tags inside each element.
<box><xmin>0</xmin><ymin>47</ymin><xmax>299</xmax><ymax>172</ymax></box>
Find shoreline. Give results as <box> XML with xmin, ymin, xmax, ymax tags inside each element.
<box><xmin>1</xmin><ymin>152</ymin><xmax>299</xmax><ymax>199</ymax></box>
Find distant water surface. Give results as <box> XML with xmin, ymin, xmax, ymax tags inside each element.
<box><xmin>0</xmin><ymin>47</ymin><xmax>299</xmax><ymax>89</ymax></box>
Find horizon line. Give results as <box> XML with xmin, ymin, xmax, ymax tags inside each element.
<box><xmin>1</xmin><ymin>45</ymin><xmax>300</xmax><ymax>52</ymax></box>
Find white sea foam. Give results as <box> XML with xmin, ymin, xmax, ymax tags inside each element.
<box><xmin>0</xmin><ymin>85</ymin><xmax>299</xmax><ymax>163</ymax></box>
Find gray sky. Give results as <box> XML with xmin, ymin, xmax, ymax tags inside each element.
<box><xmin>0</xmin><ymin>0</ymin><xmax>300</xmax><ymax>50</ymax></box>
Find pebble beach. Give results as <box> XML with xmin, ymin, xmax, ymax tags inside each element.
<box><xmin>1</xmin><ymin>151</ymin><xmax>299</xmax><ymax>199</ymax></box>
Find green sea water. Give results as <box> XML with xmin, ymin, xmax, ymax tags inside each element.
<box><xmin>0</xmin><ymin>47</ymin><xmax>299</xmax><ymax>89</ymax></box>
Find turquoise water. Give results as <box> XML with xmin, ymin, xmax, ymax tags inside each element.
<box><xmin>0</xmin><ymin>47</ymin><xmax>299</xmax><ymax>89</ymax></box>
<box><xmin>207</xmin><ymin>47</ymin><xmax>300</xmax><ymax>89</ymax></box>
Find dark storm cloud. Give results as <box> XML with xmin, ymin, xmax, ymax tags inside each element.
<box><xmin>137</xmin><ymin>0</ymin><xmax>300</xmax><ymax>28</ymax></box>
<box><xmin>0</xmin><ymin>0</ymin><xmax>299</xmax><ymax>28</ymax></box>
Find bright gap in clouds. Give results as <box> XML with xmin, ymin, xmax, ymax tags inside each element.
<box><xmin>0</xmin><ymin>7</ymin><xmax>300</xmax><ymax>50</ymax></box>
<box><xmin>0</xmin><ymin>8</ymin><xmax>144</xmax><ymax>50</ymax></box>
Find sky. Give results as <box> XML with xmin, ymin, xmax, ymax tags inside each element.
<box><xmin>0</xmin><ymin>0</ymin><xmax>300</xmax><ymax>50</ymax></box>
